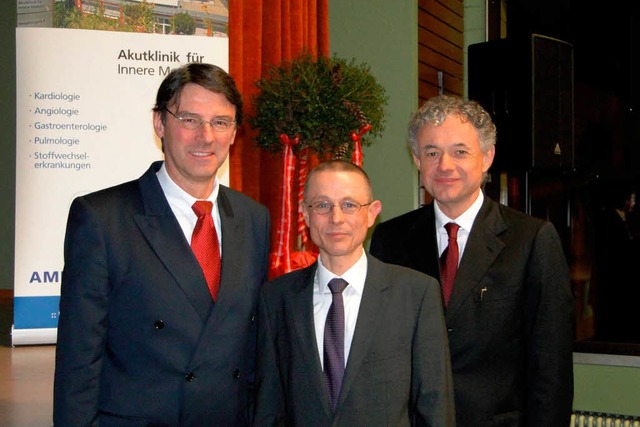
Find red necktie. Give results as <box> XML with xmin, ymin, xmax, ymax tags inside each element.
<box><xmin>440</xmin><ymin>222</ymin><xmax>460</xmax><ymax>306</ymax></box>
<box><xmin>191</xmin><ymin>201</ymin><xmax>221</xmax><ymax>301</ymax></box>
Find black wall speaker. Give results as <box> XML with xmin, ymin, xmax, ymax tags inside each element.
<box><xmin>468</xmin><ymin>34</ymin><xmax>574</xmax><ymax>172</ymax></box>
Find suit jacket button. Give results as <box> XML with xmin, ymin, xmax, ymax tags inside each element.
<box><xmin>185</xmin><ymin>372</ymin><xmax>195</xmax><ymax>382</ymax></box>
<box><xmin>232</xmin><ymin>369</ymin><xmax>241</xmax><ymax>379</ymax></box>
<box><xmin>154</xmin><ymin>320</ymin><xmax>164</xmax><ymax>329</ymax></box>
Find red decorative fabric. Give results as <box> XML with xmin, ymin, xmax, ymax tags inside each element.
<box><xmin>349</xmin><ymin>124</ymin><xmax>371</xmax><ymax>167</ymax></box>
<box><xmin>270</xmin><ymin>134</ymin><xmax>299</xmax><ymax>277</ymax></box>
<box><xmin>297</xmin><ymin>149</ymin><xmax>310</xmax><ymax>250</ymax></box>
<box><xmin>271</xmin><ymin>250</ymin><xmax>318</xmax><ymax>279</ymax></box>
<box><xmin>229</xmin><ymin>1</ymin><xmax>329</xmax><ymax>279</ymax></box>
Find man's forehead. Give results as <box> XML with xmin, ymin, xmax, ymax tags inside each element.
<box><xmin>306</xmin><ymin>173</ymin><xmax>370</xmax><ymax>199</ymax></box>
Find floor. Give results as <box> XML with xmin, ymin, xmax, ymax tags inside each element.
<box><xmin>0</xmin><ymin>294</ymin><xmax>55</xmax><ymax>427</ymax></box>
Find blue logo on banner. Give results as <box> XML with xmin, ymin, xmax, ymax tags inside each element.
<box><xmin>13</xmin><ymin>296</ymin><xmax>60</xmax><ymax>329</ymax></box>
<box><xmin>29</xmin><ymin>270</ymin><xmax>61</xmax><ymax>283</ymax></box>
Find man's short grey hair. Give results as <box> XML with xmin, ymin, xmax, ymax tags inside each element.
<box><xmin>407</xmin><ymin>95</ymin><xmax>497</xmax><ymax>156</ymax></box>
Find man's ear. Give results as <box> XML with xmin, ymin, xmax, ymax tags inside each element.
<box><xmin>482</xmin><ymin>146</ymin><xmax>495</xmax><ymax>172</ymax></box>
<box><xmin>153</xmin><ymin>111</ymin><xmax>164</xmax><ymax>139</ymax></box>
<box><xmin>412</xmin><ymin>153</ymin><xmax>421</xmax><ymax>170</ymax></box>
<box><xmin>301</xmin><ymin>202</ymin><xmax>311</xmax><ymax>227</ymax></box>
<box><xmin>367</xmin><ymin>200</ymin><xmax>382</xmax><ymax>227</ymax></box>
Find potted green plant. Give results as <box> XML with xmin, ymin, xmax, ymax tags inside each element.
<box><xmin>250</xmin><ymin>51</ymin><xmax>388</xmax><ymax>277</ymax></box>
<box><xmin>250</xmin><ymin>51</ymin><xmax>388</xmax><ymax>159</ymax></box>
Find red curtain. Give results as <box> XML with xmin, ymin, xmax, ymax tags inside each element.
<box><xmin>229</xmin><ymin>0</ymin><xmax>329</xmax><ymax>278</ymax></box>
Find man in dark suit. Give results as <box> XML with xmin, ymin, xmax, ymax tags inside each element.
<box><xmin>53</xmin><ymin>63</ymin><xmax>270</xmax><ymax>426</ymax></box>
<box><xmin>370</xmin><ymin>95</ymin><xmax>574</xmax><ymax>427</ymax></box>
<box><xmin>254</xmin><ymin>160</ymin><xmax>455</xmax><ymax>426</ymax></box>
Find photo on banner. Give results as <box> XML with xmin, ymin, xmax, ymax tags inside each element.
<box><xmin>14</xmin><ymin>8</ymin><xmax>229</xmax><ymax>345</ymax></box>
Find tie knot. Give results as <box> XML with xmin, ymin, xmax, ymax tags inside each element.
<box><xmin>192</xmin><ymin>200</ymin><xmax>213</xmax><ymax>218</ymax></box>
<box><xmin>444</xmin><ymin>222</ymin><xmax>460</xmax><ymax>239</ymax></box>
<box><xmin>328</xmin><ymin>278</ymin><xmax>348</xmax><ymax>294</ymax></box>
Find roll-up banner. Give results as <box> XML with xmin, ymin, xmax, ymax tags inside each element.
<box><xmin>14</xmin><ymin>26</ymin><xmax>229</xmax><ymax>345</ymax></box>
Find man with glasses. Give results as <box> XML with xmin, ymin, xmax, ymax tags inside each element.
<box><xmin>54</xmin><ymin>63</ymin><xmax>270</xmax><ymax>426</ymax></box>
<box><xmin>370</xmin><ymin>95</ymin><xmax>574</xmax><ymax>426</ymax></box>
<box><xmin>253</xmin><ymin>160</ymin><xmax>455</xmax><ymax>426</ymax></box>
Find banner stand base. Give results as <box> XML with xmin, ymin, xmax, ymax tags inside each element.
<box><xmin>12</xmin><ymin>326</ymin><xmax>57</xmax><ymax>346</ymax></box>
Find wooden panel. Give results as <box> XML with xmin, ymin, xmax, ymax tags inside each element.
<box><xmin>426</xmin><ymin>0</ymin><xmax>464</xmax><ymax>16</ymax></box>
<box><xmin>419</xmin><ymin>45</ymin><xmax>462</xmax><ymax>78</ymax></box>
<box><xmin>419</xmin><ymin>62</ymin><xmax>463</xmax><ymax>93</ymax></box>
<box><xmin>419</xmin><ymin>81</ymin><xmax>440</xmax><ymax>102</ymax></box>
<box><xmin>418</xmin><ymin>0</ymin><xmax>463</xmax><ymax>31</ymax></box>
<box><xmin>419</xmin><ymin>12</ymin><xmax>463</xmax><ymax>47</ymax></box>
<box><xmin>419</xmin><ymin>0</ymin><xmax>464</xmax><ymax>18</ymax></box>
<box><xmin>417</xmin><ymin>0</ymin><xmax>464</xmax><ymax>102</ymax></box>
<box><xmin>419</xmin><ymin>80</ymin><xmax>462</xmax><ymax>104</ymax></box>
<box><xmin>419</xmin><ymin>27</ymin><xmax>463</xmax><ymax>63</ymax></box>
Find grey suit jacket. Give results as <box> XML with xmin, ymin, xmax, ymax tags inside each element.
<box><xmin>254</xmin><ymin>254</ymin><xmax>455</xmax><ymax>427</ymax></box>
<box><xmin>54</xmin><ymin>161</ymin><xmax>270</xmax><ymax>426</ymax></box>
<box><xmin>370</xmin><ymin>196</ymin><xmax>574</xmax><ymax>427</ymax></box>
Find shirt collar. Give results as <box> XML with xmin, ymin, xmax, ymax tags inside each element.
<box><xmin>434</xmin><ymin>190</ymin><xmax>484</xmax><ymax>232</ymax></box>
<box><xmin>157</xmin><ymin>161</ymin><xmax>219</xmax><ymax>207</ymax></box>
<box><xmin>316</xmin><ymin>249</ymin><xmax>367</xmax><ymax>295</ymax></box>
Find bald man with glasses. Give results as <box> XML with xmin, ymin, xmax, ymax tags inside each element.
<box><xmin>253</xmin><ymin>160</ymin><xmax>455</xmax><ymax>427</ymax></box>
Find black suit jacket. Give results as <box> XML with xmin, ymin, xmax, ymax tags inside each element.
<box><xmin>370</xmin><ymin>197</ymin><xmax>574</xmax><ymax>427</ymax></box>
<box><xmin>254</xmin><ymin>254</ymin><xmax>455</xmax><ymax>427</ymax></box>
<box><xmin>54</xmin><ymin>161</ymin><xmax>270</xmax><ymax>426</ymax></box>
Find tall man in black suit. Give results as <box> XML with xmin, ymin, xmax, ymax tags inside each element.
<box><xmin>370</xmin><ymin>95</ymin><xmax>575</xmax><ymax>427</ymax></box>
<box><xmin>254</xmin><ymin>160</ymin><xmax>455</xmax><ymax>426</ymax></box>
<box><xmin>53</xmin><ymin>63</ymin><xmax>270</xmax><ymax>426</ymax></box>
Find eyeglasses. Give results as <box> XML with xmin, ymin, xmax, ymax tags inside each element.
<box><xmin>164</xmin><ymin>108</ymin><xmax>236</xmax><ymax>132</ymax></box>
<box><xmin>305</xmin><ymin>200</ymin><xmax>372</xmax><ymax>215</ymax></box>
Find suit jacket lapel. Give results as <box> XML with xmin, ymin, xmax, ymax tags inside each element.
<box><xmin>418</xmin><ymin>205</ymin><xmax>442</xmax><ymax>278</ymax></box>
<box><xmin>205</xmin><ymin>187</ymin><xmax>250</xmax><ymax>327</ymax></box>
<box><xmin>446</xmin><ymin>197</ymin><xmax>505</xmax><ymax>319</ymax></box>
<box><xmin>385</xmin><ymin>205</ymin><xmax>441</xmax><ymax>278</ymax></box>
<box><xmin>337</xmin><ymin>255</ymin><xmax>389</xmax><ymax>410</ymax></box>
<box><xmin>289</xmin><ymin>264</ymin><xmax>334</xmax><ymax>415</ymax></box>
<box><xmin>133</xmin><ymin>162</ymin><xmax>212</xmax><ymax>322</ymax></box>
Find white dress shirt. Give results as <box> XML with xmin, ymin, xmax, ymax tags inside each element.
<box><xmin>156</xmin><ymin>162</ymin><xmax>222</xmax><ymax>254</ymax></box>
<box><xmin>313</xmin><ymin>250</ymin><xmax>367</xmax><ymax>369</ymax></box>
<box><xmin>434</xmin><ymin>190</ymin><xmax>484</xmax><ymax>263</ymax></box>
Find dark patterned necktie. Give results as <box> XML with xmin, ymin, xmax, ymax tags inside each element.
<box><xmin>323</xmin><ymin>278</ymin><xmax>348</xmax><ymax>411</ymax></box>
<box><xmin>191</xmin><ymin>201</ymin><xmax>221</xmax><ymax>301</ymax></box>
<box><xmin>440</xmin><ymin>222</ymin><xmax>460</xmax><ymax>306</ymax></box>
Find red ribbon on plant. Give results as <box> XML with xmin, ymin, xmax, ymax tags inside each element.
<box><xmin>271</xmin><ymin>133</ymin><xmax>300</xmax><ymax>278</ymax></box>
<box><xmin>350</xmin><ymin>124</ymin><xmax>371</xmax><ymax>167</ymax></box>
<box><xmin>297</xmin><ymin>148</ymin><xmax>309</xmax><ymax>250</ymax></box>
